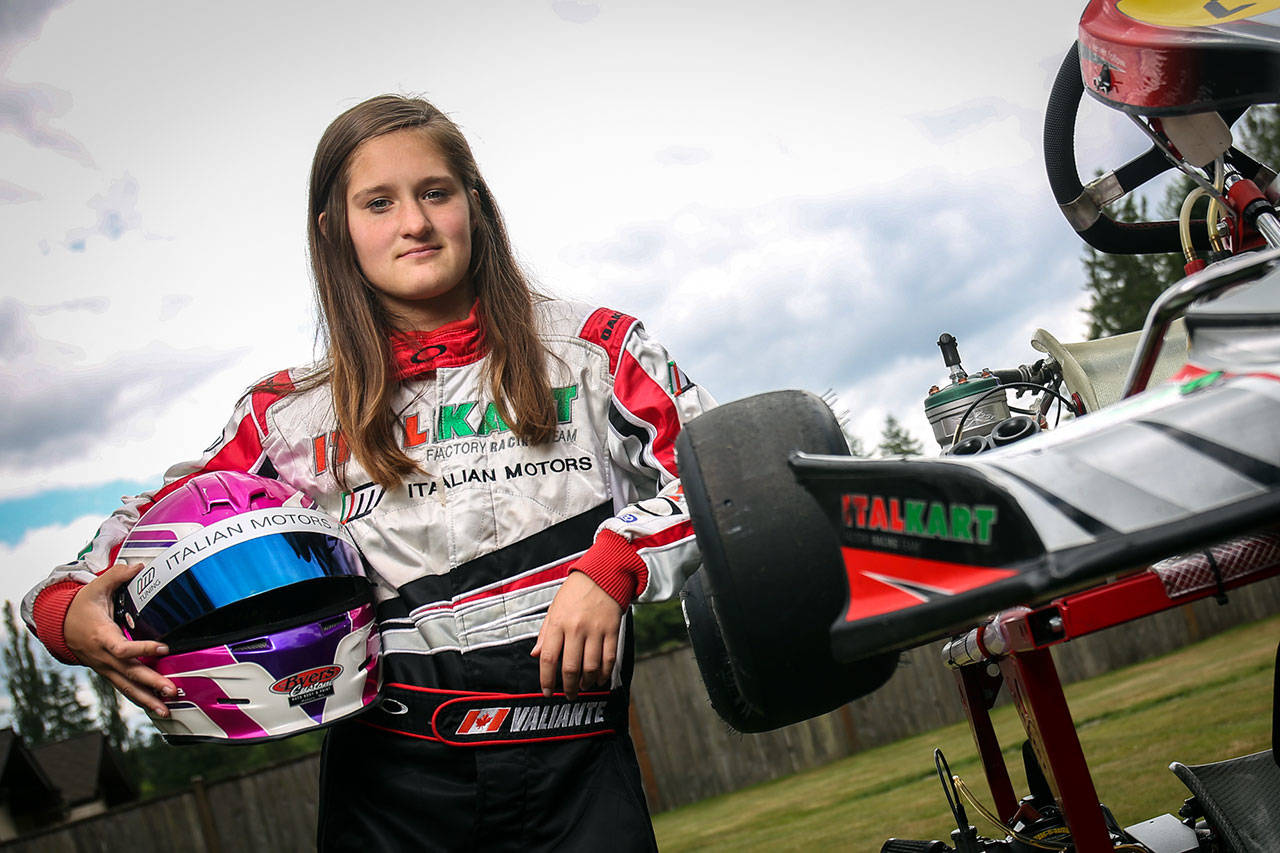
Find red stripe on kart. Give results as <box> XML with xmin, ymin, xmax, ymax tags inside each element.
<box><xmin>840</xmin><ymin>547</ymin><xmax>1017</xmax><ymax>623</ymax></box>
<box><xmin>1167</xmin><ymin>366</ymin><xmax>1280</xmax><ymax>387</ymax></box>
<box><xmin>1169</xmin><ymin>364</ymin><xmax>1210</xmax><ymax>383</ymax></box>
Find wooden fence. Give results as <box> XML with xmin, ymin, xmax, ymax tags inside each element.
<box><xmin>7</xmin><ymin>575</ymin><xmax>1279</xmax><ymax>850</ymax></box>
<box><xmin>631</xmin><ymin>574</ymin><xmax>1280</xmax><ymax>811</ymax></box>
<box><xmin>1</xmin><ymin>758</ymin><xmax>323</xmax><ymax>853</ymax></box>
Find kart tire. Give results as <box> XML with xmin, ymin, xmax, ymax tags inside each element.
<box><xmin>679</xmin><ymin>569</ymin><xmax>775</xmax><ymax>733</ymax></box>
<box><xmin>676</xmin><ymin>390</ymin><xmax>899</xmax><ymax>731</ymax></box>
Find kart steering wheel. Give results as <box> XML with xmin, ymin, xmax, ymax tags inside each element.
<box><xmin>1044</xmin><ymin>43</ymin><xmax>1264</xmax><ymax>256</ymax></box>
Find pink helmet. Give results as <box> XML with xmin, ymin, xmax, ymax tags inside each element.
<box><xmin>114</xmin><ymin>471</ymin><xmax>381</xmax><ymax>743</ymax></box>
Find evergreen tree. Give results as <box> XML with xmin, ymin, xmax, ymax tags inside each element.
<box><xmin>1081</xmin><ymin>106</ymin><xmax>1280</xmax><ymax>338</ymax></box>
<box><xmin>1081</xmin><ymin>194</ymin><xmax>1184</xmax><ymax>338</ymax></box>
<box><xmin>93</xmin><ymin>672</ymin><xmax>134</xmax><ymax>751</ymax></box>
<box><xmin>876</xmin><ymin>414</ymin><xmax>924</xmax><ymax>457</ymax></box>
<box><xmin>126</xmin><ymin>729</ymin><xmax>327</xmax><ymax>799</ymax></box>
<box><xmin>820</xmin><ymin>389</ymin><xmax>868</xmax><ymax>456</ymax></box>
<box><xmin>1237</xmin><ymin>105</ymin><xmax>1280</xmax><ymax>168</ymax></box>
<box><xmin>633</xmin><ymin>600</ymin><xmax>688</xmax><ymax>656</ymax></box>
<box><xmin>3</xmin><ymin>601</ymin><xmax>94</xmax><ymax>746</ymax></box>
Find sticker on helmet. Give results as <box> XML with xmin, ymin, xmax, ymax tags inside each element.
<box><xmin>271</xmin><ymin>665</ymin><xmax>343</xmax><ymax>706</ymax></box>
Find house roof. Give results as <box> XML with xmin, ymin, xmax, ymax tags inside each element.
<box><xmin>31</xmin><ymin>731</ymin><xmax>136</xmax><ymax>808</ymax></box>
<box><xmin>0</xmin><ymin>727</ymin><xmax>61</xmax><ymax>813</ymax></box>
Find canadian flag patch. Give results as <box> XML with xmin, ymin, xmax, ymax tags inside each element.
<box><xmin>455</xmin><ymin>707</ymin><xmax>512</xmax><ymax>736</ymax></box>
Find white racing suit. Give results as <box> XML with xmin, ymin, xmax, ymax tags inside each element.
<box><xmin>24</xmin><ymin>300</ymin><xmax>714</xmax><ymax>851</ymax></box>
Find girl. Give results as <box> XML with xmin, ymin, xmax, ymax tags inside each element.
<box><xmin>23</xmin><ymin>95</ymin><xmax>713</xmax><ymax>851</ymax></box>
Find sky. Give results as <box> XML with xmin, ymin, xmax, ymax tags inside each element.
<box><xmin>0</xmin><ymin>0</ymin><xmax>1151</xmax><ymax>627</ymax></box>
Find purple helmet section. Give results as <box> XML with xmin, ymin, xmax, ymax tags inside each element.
<box><xmin>230</xmin><ymin>610</ymin><xmax>360</xmax><ymax>724</ymax></box>
<box><xmin>123</xmin><ymin>528</ymin><xmax>184</xmax><ymax>550</ymax></box>
<box><xmin>153</xmin><ymin>604</ymin><xmax>379</xmax><ymax>737</ymax></box>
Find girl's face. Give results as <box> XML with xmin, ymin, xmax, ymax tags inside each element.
<box><xmin>344</xmin><ymin>129</ymin><xmax>476</xmax><ymax>331</ymax></box>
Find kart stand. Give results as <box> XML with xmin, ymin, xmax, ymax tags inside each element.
<box><xmin>947</xmin><ymin>532</ymin><xmax>1280</xmax><ymax>853</ymax></box>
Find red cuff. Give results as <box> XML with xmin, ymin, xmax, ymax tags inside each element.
<box><xmin>32</xmin><ymin>582</ymin><xmax>85</xmax><ymax>665</ymax></box>
<box><xmin>571</xmin><ymin>530</ymin><xmax>648</xmax><ymax>608</ymax></box>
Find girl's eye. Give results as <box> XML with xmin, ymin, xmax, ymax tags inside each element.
<box><xmin>424</xmin><ymin>189</ymin><xmax>447</xmax><ymax>201</ymax></box>
<box><xmin>368</xmin><ymin>198</ymin><xmax>392</xmax><ymax>212</ymax></box>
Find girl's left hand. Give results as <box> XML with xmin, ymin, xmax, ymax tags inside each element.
<box><xmin>532</xmin><ymin>571</ymin><xmax>623</xmax><ymax>701</ymax></box>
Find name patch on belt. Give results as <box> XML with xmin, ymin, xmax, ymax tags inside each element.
<box><xmin>363</xmin><ymin>684</ymin><xmax>627</xmax><ymax>747</ymax></box>
<box><xmin>437</xmin><ymin>694</ymin><xmax>616</xmax><ymax>745</ymax></box>
<box><xmin>454</xmin><ymin>699</ymin><xmax>608</xmax><ymax>737</ymax></box>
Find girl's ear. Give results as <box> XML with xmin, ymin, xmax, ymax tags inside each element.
<box><xmin>470</xmin><ymin>189</ymin><xmax>481</xmax><ymax>231</ymax></box>
<box><xmin>317</xmin><ymin>211</ymin><xmax>328</xmax><ymax>240</ymax></box>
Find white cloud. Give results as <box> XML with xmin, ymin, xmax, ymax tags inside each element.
<box><xmin>0</xmin><ymin>177</ymin><xmax>37</xmax><ymax>203</ymax></box>
<box><xmin>558</xmin><ymin>169</ymin><xmax>1084</xmax><ymax>413</ymax></box>
<box><xmin>0</xmin><ymin>296</ymin><xmax>251</xmax><ymax>480</ymax></box>
<box><xmin>0</xmin><ymin>79</ymin><xmax>91</xmax><ymax>164</ymax></box>
<box><xmin>655</xmin><ymin>146</ymin><xmax>711</xmax><ymax>166</ymax></box>
<box><xmin>62</xmin><ymin>172</ymin><xmax>140</xmax><ymax>249</ymax></box>
<box><xmin>551</xmin><ymin>0</ymin><xmax>600</xmax><ymax>24</ymax></box>
<box><xmin>0</xmin><ymin>1</ymin><xmax>1143</xmax><ymax>540</ymax></box>
<box><xmin>0</xmin><ymin>513</ymin><xmax>100</xmax><ymax>615</ymax></box>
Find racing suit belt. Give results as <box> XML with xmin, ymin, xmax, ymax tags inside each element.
<box><xmin>360</xmin><ymin>682</ymin><xmax>630</xmax><ymax>747</ymax></box>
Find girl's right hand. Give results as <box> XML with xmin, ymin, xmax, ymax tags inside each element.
<box><xmin>64</xmin><ymin>562</ymin><xmax>175</xmax><ymax>717</ymax></box>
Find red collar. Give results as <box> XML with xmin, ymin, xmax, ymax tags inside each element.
<box><xmin>389</xmin><ymin>303</ymin><xmax>486</xmax><ymax>381</ymax></box>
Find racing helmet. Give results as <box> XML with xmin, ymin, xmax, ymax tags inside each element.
<box><xmin>114</xmin><ymin>471</ymin><xmax>381</xmax><ymax>744</ymax></box>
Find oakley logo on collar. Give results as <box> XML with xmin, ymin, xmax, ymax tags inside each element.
<box><xmin>410</xmin><ymin>344</ymin><xmax>448</xmax><ymax>364</ymax></box>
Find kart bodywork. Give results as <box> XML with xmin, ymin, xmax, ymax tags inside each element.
<box><xmin>676</xmin><ymin>1</ymin><xmax>1280</xmax><ymax>850</ymax></box>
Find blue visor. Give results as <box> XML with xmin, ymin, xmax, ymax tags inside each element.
<box><xmin>118</xmin><ymin>531</ymin><xmax>367</xmax><ymax>643</ymax></box>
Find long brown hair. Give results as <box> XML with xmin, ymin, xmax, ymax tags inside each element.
<box><xmin>301</xmin><ymin>95</ymin><xmax>556</xmax><ymax>489</ymax></box>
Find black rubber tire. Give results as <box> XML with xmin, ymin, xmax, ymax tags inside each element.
<box><xmin>679</xmin><ymin>569</ymin><xmax>775</xmax><ymax>733</ymax></box>
<box><xmin>676</xmin><ymin>390</ymin><xmax>899</xmax><ymax>731</ymax></box>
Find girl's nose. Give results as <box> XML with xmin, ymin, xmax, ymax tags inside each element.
<box><xmin>400</xmin><ymin>202</ymin><xmax>432</xmax><ymax>237</ymax></box>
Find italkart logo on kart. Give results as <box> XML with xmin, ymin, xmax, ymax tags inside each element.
<box><xmin>271</xmin><ymin>665</ymin><xmax>343</xmax><ymax>706</ymax></box>
<box><xmin>842</xmin><ymin>494</ymin><xmax>998</xmax><ymax>545</ymax></box>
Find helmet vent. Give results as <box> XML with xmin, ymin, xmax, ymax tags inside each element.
<box><xmin>319</xmin><ymin>616</ymin><xmax>348</xmax><ymax>633</ymax></box>
<box><xmin>214</xmin><ymin>697</ymin><xmax>251</xmax><ymax>706</ymax></box>
<box><xmin>230</xmin><ymin>638</ymin><xmax>272</xmax><ymax>653</ymax></box>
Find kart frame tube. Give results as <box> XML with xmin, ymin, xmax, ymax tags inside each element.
<box><xmin>947</xmin><ymin>532</ymin><xmax>1280</xmax><ymax>852</ymax></box>
<box><xmin>1122</xmin><ymin>246</ymin><xmax>1280</xmax><ymax>398</ymax></box>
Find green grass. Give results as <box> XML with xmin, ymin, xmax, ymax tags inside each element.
<box><xmin>653</xmin><ymin>613</ymin><xmax>1278</xmax><ymax>851</ymax></box>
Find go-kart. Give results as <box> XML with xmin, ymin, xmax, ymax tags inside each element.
<box><xmin>676</xmin><ymin>2</ymin><xmax>1280</xmax><ymax>851</ymax></box>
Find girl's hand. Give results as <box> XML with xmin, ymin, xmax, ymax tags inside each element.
<box><xmin>532</xmin><ymin>571</ymin><xmax>623</xmax><ymax>701</ymax></box>
<box><xmin>64</xmin><ymin>563</ymin><xmax>175</xmax><ymax>717</ymax></box>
